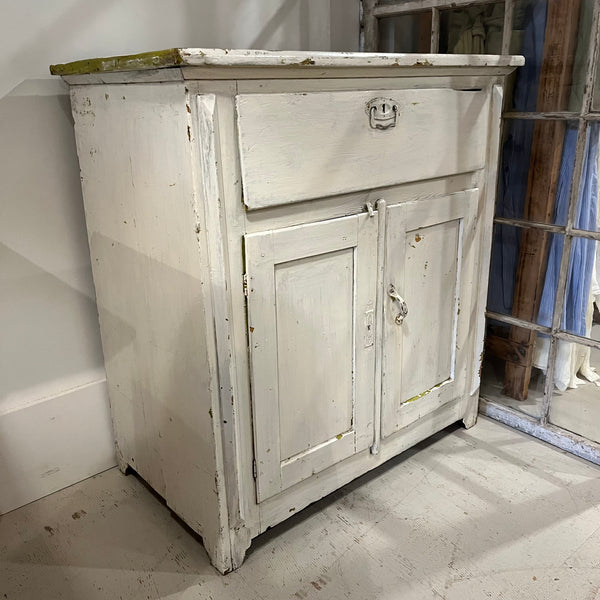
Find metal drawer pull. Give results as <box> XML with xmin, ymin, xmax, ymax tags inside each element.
<box><xmin>388</xmin><ymin>284</ymin><xmax>408</xmax><ymax>325</ymax></box>
<box><xmin>366</xmin><ymin>97</ymin><xmax>399</xmax><ymax>130</ymax></box>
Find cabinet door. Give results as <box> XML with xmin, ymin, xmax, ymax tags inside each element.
<box><xmin>245</xmin><ymin>214</ymin><xmax>378</xmax><ymax>502</ymax></box>
<box><xmin>381</xmin><ymin>190</ymin><xmax>478</xmax><ymax>439</ymax></box>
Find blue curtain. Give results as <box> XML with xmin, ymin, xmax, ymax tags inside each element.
<box><xmin>537</xmin><ymin>124</ymin><xmax>599</xmax><ymax>335</ymax></box>
<box><xmin>487</xmin><ymin>0</ymin><xmax>547</xmax><ymax>315</ymax></box>
<box><xmin>487</xmin><ymin>0</ymin><xmax>599</xmax><ymax>340</ymax></box>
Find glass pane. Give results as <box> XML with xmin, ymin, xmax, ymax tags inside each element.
<box><xmin>480</xmin><ymin>323</ymin><xmax>548</xmax><ymax>419</ymax></box>
<box><xmin>557</xmin><ymin>232</ymin><xmax>600</xmax><ymax>338</ymax></box>
<box><xmin>377</xmin><ymin>14</ymin><xmax>431</xmax><ymax>53</ymax></box>
<box><xmin>439</xmin><ymin>3</ymin><xmax>505</xmax><ymax>54</ymax></box>
<box><xmin>487</xmin><ymin>223</ymin><xmax>561</xmax><ymax>322</ymax></box>
<box><xmin>496</xmin><ymin>119</ymin><xmax>578</xmax><ymax>223</ymax></box>
<box><xmin>571</xmin><ymin>123</ymin><xmax>600</xmax><ymax>233</ymax></box>
<box><xmin>483</xmin><ymin>223</ymin><xmax>565</xmax><ymax>413</ymax></box>
<box><xmin>505</xmin><ymin>0</ymin><xmax>592</xmax><ymax>113</ymax></box>
<box><xmin>549</xmin><ymin>337</ymin><xmax>600</xmax><ymax>444</ymax></box>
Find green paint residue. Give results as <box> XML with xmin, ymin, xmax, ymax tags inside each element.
<box><xmin>50</xmin><ymin>48</ymin><xmax>184</xmax><ymax>76</ymax></box>
<box><xmin>405</xmin><ymin>389</ymin><xmax>431</xmax><ymax>404</ymax></box>
<box><xmin>404</xmin><ymin>382</ymin><xmax>445</xmax><ymax>404</ymax></box>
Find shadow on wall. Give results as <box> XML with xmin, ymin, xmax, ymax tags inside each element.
<box><xmin>185</xmin><ymin>0</ymin><xmax>333</xmax><ymax>52</ymax></box>
<box><xmin>0</xmin><ymin>0</ymin><xmax>123</xmax><ymax>98</ymax></box>
<box><xmin>0</xmin><ymin>80</ymin><xmax>106</xmax><ymax>404</ymax></box>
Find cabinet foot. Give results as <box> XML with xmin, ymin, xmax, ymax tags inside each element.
<box><xmin>462</xmin><ymin>393</ymin><xmax>480</xmax><ymax>430</ymax></box>
<box><xmin>229</xmin><ymin>524</ymin><xmax>252</xmax><ymax>571</ymax></box>
<box><xmin>205</xmin><ymin>524</ymin><xmax>252</xmax><ymax>574</ymax></box>
<box><xmin>463</xmin><ymin>413</ymin><xmax>478</xmax><ymax>429</ymax></box>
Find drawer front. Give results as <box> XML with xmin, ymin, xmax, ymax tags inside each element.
<box><xmin>236</xmin><ymin>88</ymin><xmax>490</xmax><ymax>210</ymax></box>
<box><xmin>245</xmin><ymin>213</ymin><xmax>378</xmax><ymax>501</ymax></box>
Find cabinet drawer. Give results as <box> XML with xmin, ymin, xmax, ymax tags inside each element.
<box><xmin>236</xmin><ymin>88</ymin><xmax>490</xmax><ymax>210</ymax></box>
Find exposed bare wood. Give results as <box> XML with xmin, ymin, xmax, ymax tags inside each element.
<box><xmin>485</xmin><ymin>334</ymin><xmax>533</xmax><ymax>367</ymax></box>
<box><xmin>373</xmin><ymin>0</ymin><xmax>501</xmax><ymax>19</ymax></box>
<box><xmin>504</xmin><ymin>0</ymin><xmax>582</xmax><ymax>401</ymax></box>
<box><xmin>494</xmin><ymin>215</ymin><xmax>600</xmax><ymax>241</ymax></box>
<box><xmin>502</xmin><ymin>0</ymin><xmax>515</xmax><ymax>55</ymax></box>
<box><xmin>503</xmin><ymin>111</ymin><xmax>581</xmax><ymax>120</ymax></box>
<box><xmin>486</xmin><ymin>311</ymin><xmax>552</xmax><ymax>335</ymax></box>
<box><xmin>430</xmin><ymin>7</ymin><xmax>440</xmax><ymax>53</ymax></box>
<box><xmin>363</xmin><ymin>0</ymin><xmax>379</xmax><ymax>51</ymax></box>
<box><xmin>493</xmin><ymin>216</ymin><xmax>564</xmax><ymax>234</ymax></box>
<box><xmin>418</xmin><ymin>12</ymin><xmax>433</xmax><ymax>52</ymax></box>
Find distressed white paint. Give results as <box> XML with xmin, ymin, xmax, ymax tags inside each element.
<box><xmin>70</xmin><ymin>82</ymin><xmax>232</xmax><ymax>572</ymax></box>
<box><xmin>60</xmin><ymin>47</ymin><xmax>525</xmax><ymax>71</ymax></box>
<box><xmin>59</xmin><ymin>52</ymin><xmax>519</xmax><ymax>572</ymax></box>
<box><xmin>382</xmin><ymin>191</ymin><xmax>478</xmax><ymax>438</ymax></box>
<box><xmin>245</xmin><ymin>214</ymin><xmax>377</xmax><ymax>501</ymax></box>
<box><xmin>236</xmin><ymin>88</ymin><xmax>490</xmax><ymax>208</ymax></box>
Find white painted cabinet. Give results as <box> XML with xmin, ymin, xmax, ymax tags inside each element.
<box><xmin>52</xmin><ymin>48</ymin><xmax>522</xmax><ymax>573</ymax></box>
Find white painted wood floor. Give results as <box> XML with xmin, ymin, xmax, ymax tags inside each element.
<box><xmin>2</xmin><ymin>416</ymin><xmax>600</xmax><ymax>600</ymax></box>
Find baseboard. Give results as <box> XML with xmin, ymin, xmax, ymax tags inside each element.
<box><xmin>0</xmin><ymin>378</ymin><xmax>116</xmax><ymax>514</ymax></box>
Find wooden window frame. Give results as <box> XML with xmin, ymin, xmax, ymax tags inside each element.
<box><xmin>361</xmin><ymin>0</ymin><xmax>600</xmax><ymax>463</ymax></box>
<box><xmin>362</xmin><ymin>0</ymin><xmax>515</xmax><ymax>55</ymax></box>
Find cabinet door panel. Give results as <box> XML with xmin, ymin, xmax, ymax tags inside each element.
<box><xmin>245</xmin><ymin>213</ymin><xmax>377</xmax><ymax>502</ymax></box>
<box><xmin>382</xmin><ymin>190</ymin><xmax>478</xmax><ymax>439</ymax></box>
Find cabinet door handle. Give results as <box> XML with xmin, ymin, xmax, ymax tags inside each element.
<box><xmin>388</xmin><ymin>284</ymin><xmax>408</xmax><ymax>325</ymax></box>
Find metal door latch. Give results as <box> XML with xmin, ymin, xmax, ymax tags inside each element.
<box><xmin>366</xmin><ymin>97</ymin><xmax>399</xmax><ymax>130</ymax></box>
<box><xmin>388</xmin><ymin>284</ymin><xmax>408</xmax><ymax>325</ymax></box>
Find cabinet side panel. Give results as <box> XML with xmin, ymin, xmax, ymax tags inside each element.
<box><xmin>70</xmin><ymin>83</ymin><xmax>229</xmax><ymax>568</ymax></box>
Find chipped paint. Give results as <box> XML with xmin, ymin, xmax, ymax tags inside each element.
<box><xmin>50</xmin><ymin>48</ymin><xmax>184</xmax><ymax>76</ymax></box>
<box><xmin>50</xmin><ymin>48</ymin><xmax>524</xmax><ymax>77</ymax></box>
<box><xmin>404</xmin><ymin>382</ymin><xmax>444</xmax><ymax>404</ymax></box>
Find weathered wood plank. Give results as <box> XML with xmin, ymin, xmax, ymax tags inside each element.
<box><xmin>363</xmin><ymin>0</ymin><xmax>379</xmax><ymax>51</ymax></box>
<box><xmin>504</xmin><ymin>0</ymin><xmax>582</xmax><ymax>400</ymax></box>
<box><xmin>485</xmin><ymin>334</ymin><xmax>533</xmax><ymax>367</ymax></box>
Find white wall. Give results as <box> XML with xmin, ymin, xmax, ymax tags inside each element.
<box><xmin>0</xmin><ymin>0</ymin><xmax>359</xmax><ymax>514</ymax></box>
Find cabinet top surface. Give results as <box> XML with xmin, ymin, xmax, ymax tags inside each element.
<box><xmin>50</xmin><ymin>47</ymin><xmax>524</xmax><ymax>78</ymax></box>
